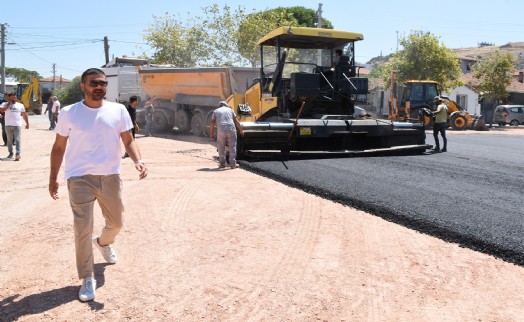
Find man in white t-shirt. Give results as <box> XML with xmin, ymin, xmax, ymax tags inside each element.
<box><xmin>0</xmin><ymin>93</ymin><xmax>29</xmax><ymax>160</ymax></box>
<box><xmin>49</xmin><ymin>68</ymin><xmax>148</xmax><ymax>302</ymax></box>
<box><xmin>51</xmin><ymin>96</ymin><xmax>60</xmax><ymax>125</ymax></box>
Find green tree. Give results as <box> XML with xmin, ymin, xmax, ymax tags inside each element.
<box><xmin>53</xmin><ymin>77</ymin><xmax>83</xmax><ymax>105</ymax></box>
<box><xmin>198</xmin><ymin>4</ymin><xmax>251</xmax><ymax>66</ymax></box>
<box><xmin>236</xmin><ymin>9</ymin><xmax>298</xmax><ymax>67</ymax></box>
<box><xmin>472</xmin><ymin>50</ymin><xmax>516</xmax><ymax>126</ymax></box>
<box><xmin>381</xmin><ymin>31</ymin><xmax>462</xmax><ymax>92</ymax></box>
<box><xmin>6</xmin><ymin>67</ymin><xmax>41</xmax><ymax>83</ymax></box>
<box><xmin>472</xmin><ymin>50</ymin><xmax>515</xmax><ymax>103</ymax></box>
<box><xmin>143</xmin><ymin>13</ymin><xmax>208</xmax><ymax>67</ymax></box>
<box><xmin>236</xmin><ymin>6</ymin><xmax>334</xmax><ymax>66</ymax></box>
<box><xmin>272</xmin><ymin>6</ymin><xmax>333</xmax><ymax>28</ymax></box>
<box><xmin>143</xmin><ymin>5</ymin><xmax>334</xmax><ymax>68</ymax></box>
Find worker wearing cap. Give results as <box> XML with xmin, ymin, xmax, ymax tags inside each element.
<box><xmin>209</xmin><ymin>101</ymin><xmax>244</xmax><ymax>169</ymax></box>
<box><xmin>432</xmin><ymin>96</ymin><xmax>448</xmax><ymax>152</ymax></box>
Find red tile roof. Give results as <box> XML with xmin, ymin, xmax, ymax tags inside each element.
<box><xmin>39</xmin><ymin>76</ymin><xmax>72</xmax><ymax>83</ymax></box>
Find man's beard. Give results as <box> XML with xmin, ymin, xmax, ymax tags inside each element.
<box><xmin>91</xmin><ymin>90</ymin><xmax>105</xmax><ymax>101</ymax></box>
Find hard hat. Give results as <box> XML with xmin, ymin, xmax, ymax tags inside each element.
<box><xmin>218</xmin><ymin>101</ymin><xmax>228</xmax><ymax>107</ymax></box>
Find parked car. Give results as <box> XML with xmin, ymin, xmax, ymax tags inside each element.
<box><xmin>493</xmin><ymin>105</ymin><xmax>524</xmax><ymax>126</ymax></box>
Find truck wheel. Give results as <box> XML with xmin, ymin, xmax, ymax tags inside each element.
<box><xmin>204</xmin><ymin>113</ymin><xmax>213</xmax><ymax>137</ymax></box>
<box><xmin>176</xmin><ymin>110</ymin><xmax>191</xmax><ymax>132</ymax></box>
<box><xmin>153</xmin><ymin>110</ymin><xmax>169</xmax><ymax>132</ymax></box>
<box><xmin>191</xmin><ymin>113</ymin><xmax>205</xmax><ymax>136</ymax></box>
<box><xmin>450</xmin><ymin>115</ymin><xmax>467</xmax><ymax>130</ymax></box>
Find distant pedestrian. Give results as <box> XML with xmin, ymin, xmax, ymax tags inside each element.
<box><xmin>49</xmin><ymin>68</ymin><xmax>148</xmax><ymax>302</ymax></box>
<box><xmin>0</xmin><ymin>93</ymin><xmax>29</xmax><ymax>160</ymax></box>
<box><xmin>143</xmin><ymin>97</ymin><xmax>154</xmax><ymax>136</ymax></box>
<box><xmin>122</xmin><ymin>95</ymin><xmax>139</xmax><ymax>158</ymax></box>
<box><xmin>432</xmin><ymin>96</ymin><xmax>448</xmax><ymax>152</ymax></box>
<box><xmin>45</xmin><ymin>97</ymin><xmax>55</xmax><ymax>130</ymax></box>
<box><xmin>51</xmin><ymin>96</ymin><xmax>61</xmax><ymax>125</ymax></box>
<box><xmin>209</xmin><ymin>101</ymin><xmax>244</xmax><ymax>169</ymax></box>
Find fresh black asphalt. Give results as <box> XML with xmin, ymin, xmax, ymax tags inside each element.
<box><xmin>240</xmin><ymin>130</ymin><xmax>524</xmax><ymax>266</ymax></box>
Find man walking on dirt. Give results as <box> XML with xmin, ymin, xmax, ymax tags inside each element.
<box><xmin>209</xmin><ymin>101</ymin><xmax>244</xmax><ymax>169</ymax></box>
<box><xmin>51</xmin><ymin>96</ymin><xmax>61</xmax><ymax>125</ymax></box>
<box><xmin>0</xmin><ymin>93</ymin><xmax>30</xmax><ymax>160</ymax></box>
<box><xmin>49</xmin><ymin>68</ymin><xmax>148</xmax><ymax>302</ymax></box>
<box><xmin>432</xmin><ymin>96</ymin><xmax>448</xmax><ymax>152</ymax></box>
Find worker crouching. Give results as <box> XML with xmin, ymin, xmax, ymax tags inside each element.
<box><xmin>210</xmin><ymin>101</ymin><xmax>244</xmax><ymax>169</ymax></box>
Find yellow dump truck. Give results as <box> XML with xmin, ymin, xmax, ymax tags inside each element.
<box><xmin>138</xmin><ymin>67</ymin><xmax>259</xmax><ymax>136</ymax></box>
<box><xmin>101</xmin><ymin>58</ymin><xmax>259</xmax><ymax>136</ymax></box>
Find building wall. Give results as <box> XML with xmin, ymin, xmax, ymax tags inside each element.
<box><xmin>443</xmin><ymin>86</ymin><xmax>481</xmax><ymax>115</ymax></box>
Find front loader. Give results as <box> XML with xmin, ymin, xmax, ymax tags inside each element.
<box><xmin>389</xmin><ymin>76</ymin><xmax>483</xmax><ymax>131</ymax></box>
<box><xmin>17</xmin><ymin>77</ymin><xmax>42</xmax><ymax>115</ymax></box>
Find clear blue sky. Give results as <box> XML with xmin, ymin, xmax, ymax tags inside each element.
<box><xmin>3</xmin><ymin>0</ymin><xmax>524</xmax><ymax>81</ymax></box>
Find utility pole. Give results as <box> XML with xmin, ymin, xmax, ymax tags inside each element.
<box><xmin>52</xmin><ymin>63</ymin><xmax>56</xmax><ymax>90</ymax></box>
<box><xmin>316</xmin><ymin>3</ymin><xmax>323</xmax><ymax>28</ymax></box>
<box><xmin>316</xmin><ymin>3</ymin><xmax>323</xmax><ymax>66</ymax></box>
<box><xmin>1</xmin><ymin>23</ymin><xmax>6</xmax><ymax>94</ymax></box>
<box><xmin>104</xmin><ymin>36</ymin><xmax>110</xmax><ymax>65</ymax></box>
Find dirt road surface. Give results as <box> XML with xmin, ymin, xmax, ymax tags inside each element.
<box><xmin>1</xmin><ymin>115</ymin><xmax>523</xmax><ymax>321</ymax></box>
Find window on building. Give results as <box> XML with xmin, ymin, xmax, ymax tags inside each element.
<box><xmin>456</xmin><ymin>94</ymin><xmax>467</xmax><ymax>109</ymax></box>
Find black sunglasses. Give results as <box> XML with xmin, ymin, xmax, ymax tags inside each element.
<box><xmin>85</xmin><ymin>80</ymin><xmax>108</xmax><ymax>87</ymax></box>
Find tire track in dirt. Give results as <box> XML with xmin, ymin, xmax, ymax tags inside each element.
<box><xmin>359</xmin><ymin>215</ymin><xmax>408</xmax><ymax>320</ymax></box>
<box><xmin>113</xmin><ymin>176</ymin><xmax>203</xmax><ymax>315</ymax></box>
<box><xmin>123</xmin><ymin>176</ymin><xmax>200</xmax><ymax>269</ymax></box>
<box><xmin>228</xmin><ymin>192</ymin><xmax>322</xmax><ymax>321</ymax></box>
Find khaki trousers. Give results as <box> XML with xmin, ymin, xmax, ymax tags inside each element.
<box><xmin>67</xmin><ymin>174</ymin><xmax>124</xmax><ymax>279</ymax></box>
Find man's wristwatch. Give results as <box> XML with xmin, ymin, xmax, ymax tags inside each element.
<box><xmin>135</xmin><ymin>160</ymin><xmax>145</xmax><ymax>165</ymax></box>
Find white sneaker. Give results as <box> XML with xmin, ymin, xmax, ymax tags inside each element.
<box><xmin>93</xmin><ymin>237</ymin><xmax>117</xmax><ymax>264</ymax></box>
<box><xmin>79</xmin><ymin>277</ymin><xmax>96</xmax><ymax>302</ymax></box>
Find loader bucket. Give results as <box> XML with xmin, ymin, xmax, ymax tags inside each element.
<box><xmin>474</xmin><ymin>115</ymin><xmax>489</xmax><ymax>131</ymax></box>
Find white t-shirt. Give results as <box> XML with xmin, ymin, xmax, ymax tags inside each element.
<box><xmin>2</xmin><ymin>102</ymin><xmax>26</xmax><ymax>126</ymax></box>
<box><xmin>54</xmin><ymin>100</ymin><xmax>133</xmax><ymax>179</ymax></box>
<box><xmin>52</xmin><ymin>100</ymin><xmax>61</xmax><ymax>113</ymax></box>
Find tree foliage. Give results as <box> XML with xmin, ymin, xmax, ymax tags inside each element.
<box><xmin>6</xmin><ymin>67</ymin><xmax>41</xmax><ymax>83</ymax></box>
<box><xmin>143</xmin><ymin>13</ymin><xmax>209</xmax><ymax>67</ymax></box>
<box><xmin>142</xmin><ymin>5</ymin><xmax>333</xmax><ymax>68</ymax></box>
<box><xmin>272</xmin><ymin>6</ymin><xmax>333</xmax><ymax>28</ymax></box>
<box><xmin>236</xmin><ymin>6</ymin><xmax>334</xmax><ymax>66</ymax></box>
<box><xmin>53</xmin><ymin>77</ymin><xmax>83</xmax><ymax>105</ymax></box>
<box><xmin>236</xmin><ymin>9</ymin><xmax>298</xmax><ymax>67</ymax></box>
<box><xmin>472</xmin><ymin>50</ymin><xmax>515</xmax><ymax>102</ymax></box>
<box><xmin>381</xmin><ymin>31</ymin><xmax>463</xmax><ymax>92</ymax></box>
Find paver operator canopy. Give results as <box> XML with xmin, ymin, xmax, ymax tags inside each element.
<box><xmin>257</xmin><ymin>26</ymin><xmax>364</xmax><ymax>48</ymax></box>
<box><xmin>232</xmin><ymin>26</ymin><xmax>431</xmax><ymax>157</ymax></box>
